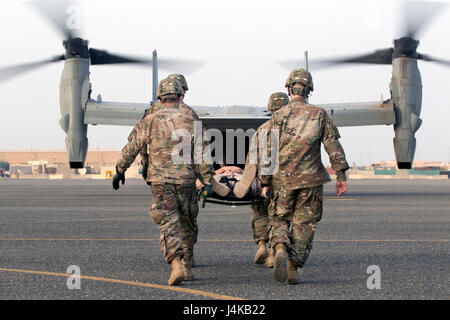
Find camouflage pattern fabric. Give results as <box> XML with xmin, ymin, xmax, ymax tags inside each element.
<box><xmin>268</xmin><ymin>92</ymin><xmax>289</xmax><ymax>112</ymax></box>
<box><xmin>260</xmin><ymin>96</ymin><xmax>349</xmax><ymax>268</ymax></box>
<box><xmin>268</xmin><ymin>185</ymin><xmax>323</xmax><ymax>267</ymax></box>
<box><xmin>148</xmin><ymin>100</ymin><xmax>199</xmax><ymax>121</ymax></box>
<box><xmin>150</xmin><ymin>183</ymin><xmax>198</xmax><ymax>263</ymax></box>
<box><xmin>251</xmin><ymin>199</ymin><xmax>269</xmax><ymax>244</ymax></box>
<box><xmin>285</xmin><ymin>68</ymin><xmax>314</xmax><ymax>91</ymax></box>
<box><xmin>117</xmin><ymin>103</ymin><xmax>215</xmax><ymax>185</ymax></box>
<box><xmin>124</xmin><ymin>101</ymin><xmax>205</xmax><ymax>263</ymax></box>
<box><xmin>168</xmin><ymin>73</ymin><xmax>189</xmax><ymax>91</ymax></box>
<box><xmin>252</xmin><ymin>120</ymin><xmax>274</xmax><ymax>181</ymax></box>
<box><xmin>128</xmin><ymin>101</ymin><xmax>201</xmax><ymax>176</ymax></box>
<box><xmin>246</xmin><ymin>119</ymin><xmax>273</xmax><ymax>244</ymax></box>
<box><xmin>260</xmin><ymin>97</ymin><xmax>350</xmax><ymax>188</ymax></box>
<box><xmin>156</xmin><ymin>77</ymin><xmax>184</xmax><ymax>98</ymax></box>
<box><xmin>127</xmin><ymin>107</ymin><xmax>151</xmax><ymax>169</ymax></box>
<box><xmin>174</xmin><ymin>184</ymin><xmax>199</xmax><ymax>257</ymax></box>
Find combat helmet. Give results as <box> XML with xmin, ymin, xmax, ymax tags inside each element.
<box><xmin>285</xmin><ymin>68</ymin><xmax>314</xmax><ymax>95</ymax></box>
<box><xmin>168</xmin><ymin>74</ymin><xmax>188</xmax><ymax>91</ymax></box>
<box><xmin>268</xmin><ymin>92</ymin><xmax>289</xmax><ymax>112</ymax></box>
<box><xmin>156</xmin><ymin>77</ymin><xmax>184</xmax><ymax>99</ymax></box>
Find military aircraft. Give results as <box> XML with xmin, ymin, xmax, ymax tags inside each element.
<box><xmin>0</xmin><ymin>0</ymin><xmax>448</xmax><ymax>170</ymax></box>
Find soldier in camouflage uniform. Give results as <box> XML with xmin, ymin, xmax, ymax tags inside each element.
<box><xmin>113</xmin><ymin>78</ymin><xmax>215</xmax><ymax>286</ymax></box>
<box><xmin>129</xmin><ymin>74</ymin><xmax>199</xmax><ymax>178</ymax></box>
<box><xmin>238</xmin><ymin>92</ymin><xmax>290</xmax><ymax>268</ymax></box>
<box><xmin>260</xmin><ymin>69</ymin><xmax>349</xmax><ymax>284</ymax></box>
<box><xmin>127</xmin><ymin>74</ymin><xmax>202</xmax><ymax>271</ymax></box>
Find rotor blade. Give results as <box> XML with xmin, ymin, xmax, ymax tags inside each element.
<box><xmin>401</xmin><ymin>1</ymin><xmax>446</xmax><ymax>38</ymax></box>
<box><xmin>417</xmin><ymin>53</ymin><xmax>450</xmax><ymax>67</ymax></box>
<box><xmin>89</xmin><ymin>48</ymin><xmax>151</xmax><ymax>65</ymax></box>
<box><xmin>89</xmin><ymin>48</ymin><xmax>205</xmax><ymax>75</ymax></box>
<box><xmin>0</xmin><ymin>55</ymin><xmax>65</xmax><ymax>83</ymax></box>
<box><xmin>30</xmin><ymin>0</ymin><xmax>82</xmax><ymax>39</ymax></box>
<box><xmin>279</xmin><ymin>48</ymin><xmax>393</xmax><ymax>70</ymax></box>
<box><xmin>158</xmin><ymin>59</ymin><xmax>206</xmax><ymax>75</ymax></box>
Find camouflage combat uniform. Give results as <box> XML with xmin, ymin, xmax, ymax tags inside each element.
<box><xmin>250</xmin><ymin>198</ymin><xmax>270</xmax><ymax>244</ymax></box>
<box><xmin>117</xmin><ymin>104</ymin><xmax>214</xmax><ymax>264</ymax></box>
<box><xmin>249</xmin><ymin>93</ymin><xmax>289</xmax><ymax>246</ymax></box>
<box><xmin>127</xmin><ymin>99</ymin><xmax>204</xmax><ymax>262</ymax></box>
<box><xmin>261</xmin><ymin>96</ymin><xmax>349</xmax><ymax>267</ymax></box>
<box><xmin>249</xmin><ymin>120</ymin><xmax>272</xmax><ymax>244</ymax></box>
<box><xmin>148</xmin><ymin>100</ymin><xmax>199</xmax><ymax>120</ymax></box>
<box><xmin>128</xmin><ymin>100</ymin><xmax>200</xmax><ymax>171</ymax></box>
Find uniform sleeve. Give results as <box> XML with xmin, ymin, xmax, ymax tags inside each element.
<box><xmin>147</xmin><ymin>102</ymin><xmax>156</xmax><ymax>115</ymax></box>
<box><xmin>193</xmin><ymin>124</ymin><xmax>215</xmax><ymax>185</ymax></box>
<box><xmin>258</xmin><ymin>130</ymin><xmax>273</xmax><ymax>184</ymax></box>
<box><xmin>321</xmin><ymin>111</ymin><xmax>350</xmax><ymax>181</ymax></box>
<box><xmin>192</xmin><ymin>110</ymin><xmax>200</xmax><ymax>121</ymax></box>
<box><xmin>117</xmin><ymin>119</ymin><xmax>151</xmax><ymax>174</ymax></box>
<box><xmin>128</xmin><ymin>119</ymin><xmax>149</xmax><ymax>169</ymax></box>
<box><xmin>258</xmin><ymin>118</ymin><xmax>281</xmax><ymax>184</ymax></box>
<box><xmin>195</xmin><ymin>163</ymin><xmax>215</xmax><ymax>185</ymax></box>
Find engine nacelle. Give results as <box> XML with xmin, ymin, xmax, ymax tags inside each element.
<box><xmin>59</xmin><ymin>58</ymin><xmax>91</xmax><ymax>169</ymax></box>
<box><xmin>390</xmin><ymin>57</ymin><xmax>422</xmax><ymax>169</ymax></box>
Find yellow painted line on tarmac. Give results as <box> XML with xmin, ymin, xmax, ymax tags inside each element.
<box><xmin>0</xmin><ymin>267</ymin><xmax>245</xmax><ymax>300</ymax></box>
<box><xmin>0</xmin><ymin>237</ymin><xmax>447</xmax><ymax>243</ymax></box>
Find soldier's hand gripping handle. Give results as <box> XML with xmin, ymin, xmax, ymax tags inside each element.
<box><xmin>112</xmin><ymin>167</ymin><xmax>126</xmax><ymax>190</ymax></box>
<box><xmin>261</xmin><ymin>185</ymin><xmax>271</xmax><ymax>199</ymax></box>
<box><xmin>199</xmin><ymin>184</ymin><xmax>213</xmax><ymax>199</ymax></box>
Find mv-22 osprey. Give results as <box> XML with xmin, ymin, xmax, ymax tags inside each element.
<box><xmin>1</xmin><ymin>0</ymin><xmax>448</xmax><ymax>170</ymax></box>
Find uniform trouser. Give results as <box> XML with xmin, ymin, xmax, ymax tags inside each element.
<box><xmin>250</xmin><ymin>199</ymin><xmax>270</xmax><ymax>244</ymax></box>
<box><xmin>150</xmin><ymin>183</ymin><xmax>199</xmax><ymax>264</ymax></box>
<box><xmin>268</xmin><ymin>185</ymin><xmax>323</xmax><ymax>268</ymax></box>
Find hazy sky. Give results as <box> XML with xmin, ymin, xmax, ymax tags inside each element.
<box><xmin>0</xmin><ymin>0</ymin><xmax>449</xmax><ymax>166</ymax></box>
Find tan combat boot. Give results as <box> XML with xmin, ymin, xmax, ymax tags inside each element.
<box><xmin>273</xmin><ymin>243</ymin><xmax>288</xmax><ymax>283</ymax></box>
<box><xmin>265</xmin><ymin>247</ymin><xmax>275</xmax><ymax>268</ymax></box>
<box><xmin>287</xmin><ymin>261</ymin><xmax>299</xmax><ymax>285</ymax></box>
<box><xmin>168</xmin><ymin>257</ymin><xmax>184</xmax><ymax>286</ymax></box>
<box><xmin>254</xmin><ymin>241</ymin><xmax>268</xmax><ymax>265</ymax></box>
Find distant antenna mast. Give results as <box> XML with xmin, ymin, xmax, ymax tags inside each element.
<box><xmin>152</xmin><ymin>50</ymin><xmax>158</xmax><ymax>103</ymax></box>
<box><xmin>304</xmin><ymin>51</ymin><xmax>309</xmax><ymax>71</ymax></box>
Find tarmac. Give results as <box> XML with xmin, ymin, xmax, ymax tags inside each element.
<box><xmin>0</xmin><ymin>178</ymin><xmax>448</xmax><ymax>300</ymax></box>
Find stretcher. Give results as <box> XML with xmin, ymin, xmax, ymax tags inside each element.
<box><xmin>199</xmin><ymin>192</ymin><xmax>264</xmax><ymax>208</ymax></box>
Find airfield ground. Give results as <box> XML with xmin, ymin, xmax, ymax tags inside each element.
<box><xmin>0</xmin><ymin>179</ymin><xmax>448</xmax><ymax>300</ymax></box>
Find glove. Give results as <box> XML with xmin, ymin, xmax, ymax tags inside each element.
<box><xmin>112</xmin><ymin>170</ymin><xmax>125</xmax><ymax>190</ymax></box>
<box><xmin>141</xmin><ymin>164</ymin><xmax>148</xmax><ymax>181</ymax></box>
<box><xmin>199</xmin><ymin>184</ymin><xmax>213</xmax><ymax>199</ymax></box>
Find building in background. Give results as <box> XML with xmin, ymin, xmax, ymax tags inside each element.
<box><xmin>1</xmin><ymin>150</ymin><xmax>447</xmax><ymax>179</ymax></box>
<box><xmin>0</xmin><ymin>150</ymin><xmax>141</xmax><ymax>179</ymax></box>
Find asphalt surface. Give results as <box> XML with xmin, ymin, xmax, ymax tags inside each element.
<box><xmin>0</xmin><ymin>178</ymin><xmax>449</xmax><ymax>300</ymax></box>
